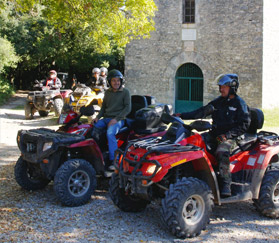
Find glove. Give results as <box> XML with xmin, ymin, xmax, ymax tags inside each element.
<box><xmin>216</xmin><ymin>134</ymin><xmax>227</xmax><ymax>144</ymax></box>
<box><xmin>173</xmin><ymin>113</ymin><xmax>181</xmax><ymax>117</ymax></box>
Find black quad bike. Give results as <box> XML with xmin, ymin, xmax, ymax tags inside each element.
<box><xmin>15</xmin><ymin>95</ymin><xmax>171</xmax><ymax>207</ymax></box>
<box><xmin>24</xmin><ymin>80</ymin><xmax>72</xmax><ymax>119</ymax></box>
<box><xmin>109</xmin><ymin>106</ymin><xmax>279</xmax><ymax>238</ymax></box>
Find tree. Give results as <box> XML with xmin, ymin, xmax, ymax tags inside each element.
<box><xmin>12</xmin><ymin>0</ymin><xmax>157</xmax><ymax>52</ymax></box>
<box><xmin>0</xmin><ymin>0</ymin><xmax>157</xmax><ymax>89</ymax></box>
<box><xmin>0</xmin><ymin>36</ymin><xmax>19</xmax><ymax>73</ymax></box>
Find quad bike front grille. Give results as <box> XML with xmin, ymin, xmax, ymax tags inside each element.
<box><xmin>17</xmin><ymin>128</ymin><xmax>85</xmax><ymax>163</ymax></box>
<box><xmin>26</xmin><ymin>142</ymin><xmax>37</xmax><ymax>153</ymax></box>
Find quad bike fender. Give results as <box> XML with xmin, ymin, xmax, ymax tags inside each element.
<box><xmin>68</xmin><ymin>139</ymin><xmax>104</xmax><ymax>172</ymax></box>
<box><xmin>150</xmin><ymin>150</ymin><xmax>220</xmax><ymax>203</ymax></box>
<box><xmin>248</xmin><ymin>144</ymin><xmax>279</xmax><ymax>198</ymax></box>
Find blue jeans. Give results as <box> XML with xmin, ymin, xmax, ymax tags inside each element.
<box><xmin>94</xmin><ymin>118</ymin><xmax>125</xmax><ymax>161</ymax></box>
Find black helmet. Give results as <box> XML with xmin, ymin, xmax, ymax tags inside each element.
<box><xmin>216</xmin><ymin>73</ymin><xmax>239</xmax><ymax>95</ymax></box>
<box><xmin>107</xmin><ymin>69</ymin><xmax>124</xmax><ymax>88</ymax></box>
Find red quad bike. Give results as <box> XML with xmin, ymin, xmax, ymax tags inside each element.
<box><xmin>15</xmin><ymin>95</ymin><xmax>171</xmax><ymax>207</ymax></box>
<box><xmin>24</xmin><ymin>80</ymin><xmax>72</xmax><ymax>119</ymax></box>
<box><xmin>109</xmin><ymin>106</ymin><xmax>279</xmax><ymax>238</ymax></box>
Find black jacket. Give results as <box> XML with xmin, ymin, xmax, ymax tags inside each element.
<box><xmin>86</xmin><ymin>76</ymin><xmax>107</xmax><ymax>90</ymax></box>
<box><xmin>180</xmin><ymin>95</ymin><xmax>251</xmax><ymax>139</ymax></box>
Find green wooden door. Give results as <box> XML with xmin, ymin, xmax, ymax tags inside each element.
<box><xmin>175</xmin><ymin>63</ymin><xmax>203</xmax><ymax>113</ymax></box>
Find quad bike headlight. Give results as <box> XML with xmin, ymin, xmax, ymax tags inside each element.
<box><xmin>146</xmin><ymin>165</ymin><xmax>161</xmax><ymax>175</ymax></box>
<box><xmin>43</xmin><ymin>142</ymin><xmax>53</xmax><ymax>151</ymax></box>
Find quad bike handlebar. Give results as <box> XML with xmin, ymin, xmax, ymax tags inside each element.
<box><xmin>161</xmin><ymin>105</ymin><xmax>212</xmax><ymax>132</ymax></box>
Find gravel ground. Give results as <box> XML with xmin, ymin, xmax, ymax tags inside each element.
<box><xmin>1</xmin><ymin>92</ymin><xmax>279</xmax><ymax>242</ymax></box>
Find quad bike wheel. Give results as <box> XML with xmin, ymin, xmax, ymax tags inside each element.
<box><xmin>253</xmin><ymin>170</ymin><xmax>279</xmax><ymax>218</ymax></box>
<box><xmin>54</xmin><ymin>159</ymin><xmax>96</xmax><ymax>207</ymax></box>
<box><xmin>160</xmin><ymin>177</ymin><xmax>214</xmax><ymax>238</ymax></box>
<box><xmin>53</xmin><ymin>98</ymin><xmax>63</xmax><ymax>116</ymax></box>
<box><xmin>38</xmin><ymin>110</ymin><xmax>49</xmax><ymax>117</ymax></box>
<box><xmin>109</xmin><ymin>173</ymin><xmax>150</xmax><ymax>212</ymax></box>
<box><xmin>14</xmin><ymin>157</ymin><xmax>50</xmax><ymax>190</ymax></box>
<box><xmin>24</xmin><ymin>102</ymin><xmax>34</xmax><ymax>119</ymax></box>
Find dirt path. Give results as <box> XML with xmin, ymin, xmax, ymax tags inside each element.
<box><xmin>1</xmin><ymin>92</ymin><xmax>279</xmax><ymax>242</ymax></box>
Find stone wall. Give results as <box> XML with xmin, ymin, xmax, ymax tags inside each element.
<box><xmin>262</xmin><ymin>0</ymin><xmax>279</xmax><ymax>109</ymax></box>
<box><xmin>125</xmin><ymin>0</ymin><xmax>263</xmax><ymax>110</ymax></box>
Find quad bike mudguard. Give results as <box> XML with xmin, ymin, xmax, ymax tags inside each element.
<box><xmin>230</xmin><ymin>135</ymin><xmax>279</xmax><ymax>199</ymax></box>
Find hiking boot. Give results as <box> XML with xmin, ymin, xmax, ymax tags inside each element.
<box><xmin>104</xmin><ymin>170</ymin><xmax>114</xmax><ymax>178</ymax></box>
<box><xmin>221</xmin><ymin>183</ymin><xmax>231</xmax><ymax>197</ymax></box>
<box><xmin>108</xmin><ymin>164</ymin><xmax>116</xmax><ymax>170</ymax></box>
<box><xmin>104</xmin><ymin>159</ymin><xmax>113</xmax><ymax>170</ymax></box>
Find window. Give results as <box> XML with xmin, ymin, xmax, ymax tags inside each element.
<box><xmin>183</xmin><ymin>0</ymin><xmax>195</xmax><ymax>23</ymax></box>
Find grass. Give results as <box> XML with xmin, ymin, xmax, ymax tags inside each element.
<box><xmin>262</xmin><ymin>108</ymin><xmax>279</xmax><ymax>127</ymax></box>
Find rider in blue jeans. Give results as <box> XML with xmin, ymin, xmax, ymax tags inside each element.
<box><xmin>92</xmin><ymin>70</ymin><xmax>131</xmax><ymax>177</ymax></box>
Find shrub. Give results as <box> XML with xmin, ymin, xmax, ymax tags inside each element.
<box><xmin>0</xmin><ymin>78</ymin><xmax>14</xmax><ymax>105</ymax></box>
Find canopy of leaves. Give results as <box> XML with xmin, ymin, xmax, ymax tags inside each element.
<box><xmin>0</xmin><ymin>37</ymin><xmax>19</xmax><ymax>73</ymax></box>
<box><xmin>12</xmin><ymin>0</ymin><xmax>157</xmax><ymax>52</ymax></box>
<box><xmin>0</xmin><ymin>0</ymin><xmax>157</xmax><ymax>89</ymax></box>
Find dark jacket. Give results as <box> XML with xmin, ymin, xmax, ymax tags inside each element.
<box><xmin>180</xmin><ymin>95</ymin><xmax>251</xmax><ymax>139</ymax></box>
<box><xmin>87</xmin><ymin>76</ymin><xmax>107</xmax><ymax>90</ymax></box>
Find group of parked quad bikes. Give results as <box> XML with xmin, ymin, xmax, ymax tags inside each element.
<box><xmin>17</xmin><ymin>79</ymin><xmax>279</xmax><ymax>238</ymax></box>
<box><xmin>24</xmin><ymin>76</ymin><xmax>103</xmax><ymax>120</ymax></box>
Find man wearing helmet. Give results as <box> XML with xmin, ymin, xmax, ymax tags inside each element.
<box><xmin>43</xmin><ymin>70</ymin><xmax>62</xmax><ymax>89</ymax></box>
<box><xmin>92</xmin><ymin>69</ymin><xmax>131</xmax><ymax>177</ymax></box>
<box><xmin>100</xmin><ymin>67</ymin><xmax>108</xmax><ymax>79</ymax></box>
<box><xmin>99</xmin><ymin>67</ymin><xmax>108</xmax><ymax>90</ymax></box>
<box><xmin>87</xmin><ymin>67</ymin><xmax>107</xmax><ymax>90</ymax></box>
<box><xmin>174</xmin><ymin>74</ymin><xmax>250</xmax><ymax>197</ymax></box>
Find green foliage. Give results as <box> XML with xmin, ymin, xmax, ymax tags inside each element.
<box><xmin>0</xmin><ymin>77</ymin><xmax>14</xmax><ymax>105</ymax></box>
<box><xmin>263</xmin><ymin>108</ymin><xmax>279</xmax><ymax>127</ymax></box>
<box><xmin>0</xmin><ymin>0</ymin><xmax>154</xmax><ymax>88</ymax></box>
<box><xmin>0</xmin><ymin>36</ymin><xmax>19</xmax><ymax>73</ymax></box>
<box><xmin>0</xmin><ymin>1</ymin><xmax>155</xmax><ymax>88</ymax></box>
<box><xmin>13</xmin><ymin>0</ymin><xmax>157</xmax><ymax>51</ymax></box>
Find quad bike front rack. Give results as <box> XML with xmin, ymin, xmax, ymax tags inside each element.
<box><xmin>115</xmin><ymin>137</ymin><xmax>201</xmax><ymax>192</ymax></box>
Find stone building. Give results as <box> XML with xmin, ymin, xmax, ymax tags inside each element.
<box><xmin>125</xmin><ymin>0</ymin><xmax>279</xmax><ymax>112</ymax></box>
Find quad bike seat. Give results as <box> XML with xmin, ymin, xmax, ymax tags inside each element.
<box><xmin>126</xmin><ymin>95</ymin><xmax>148</xmax><ymax>119</ymax></box>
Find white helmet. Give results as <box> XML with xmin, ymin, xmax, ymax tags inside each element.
<box><xmin>92</xmin><ymin>67</ymin><xmax>100</xmax><ymax>74</ymax></box>
<box><xmin>100</xmin><ymin>67</ymin><xmax>108</xmax><ymax>75</ymax></box>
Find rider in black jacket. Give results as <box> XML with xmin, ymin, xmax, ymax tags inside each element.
<box><xmin>175</xmin><ymin>74</ymin><xmax>251</xmax><ymax>197</ymax></box>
